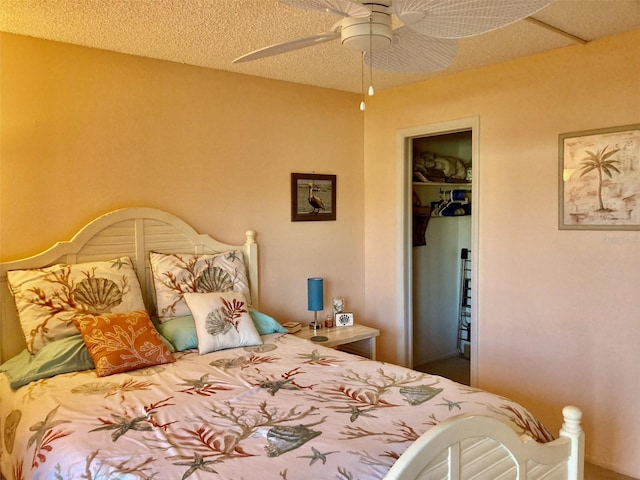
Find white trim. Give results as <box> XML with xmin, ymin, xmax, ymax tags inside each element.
<box><xmin>396</xmin><ymin>117</ymin><xmax>479</xmax><ymax>385</ymax></box>
<box><xmin>396</xmin><ymin>129</ymin><xmax>413</xmax><ymax>367</ymax></box>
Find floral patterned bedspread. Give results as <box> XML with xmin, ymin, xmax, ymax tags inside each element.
<box><xmin>0</xmin><ymin>333</ymin><xmax>553</xmax><ymax>480</ymax></box>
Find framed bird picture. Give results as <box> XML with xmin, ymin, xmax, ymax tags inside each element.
<box><xmin>291</xmin><ymin>173</ymin><xmax>336</xmax><ymax>221</ymax></box>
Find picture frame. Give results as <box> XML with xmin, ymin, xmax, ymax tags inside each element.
<box><xmin>335</xmin><ymin>312</ymin><xmax>354</xmax><ymax>327</ymax></box>
<box><xmin>291</xmin><ymin>173</ymin><xmax>337</xmax><ymax>222</ymax></box>
<box><xmin>559</xmin><ymin>124</ymin><xmax>640</xmax><ymax>230</ymax></box>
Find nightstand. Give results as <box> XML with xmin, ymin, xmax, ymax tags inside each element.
<box><xmin>294</xmin><ymin>323</ymin><xmax>380</xmax><ymax>360</ymax></box>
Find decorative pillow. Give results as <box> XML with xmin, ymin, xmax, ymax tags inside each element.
<box><xmin>73</xmin><ymin>310</ymin><xmax>175</xmax><ymax>377</ymax></box>
<box><xmin>150</xmin><ymin>251</ymin><xmax>251</xmax><ymax>323</ymax></box>
<box><xmin>248</xmin><ymin>309</ymin><xmax>288</xmax><ymax>335</ymax></box>
<box><xmin>183</xmin><ymin>292</ymin><xmax>262</xmax><ymax>355</ymax></box>
<box><xmin>153</xmin><ymin>315</ymin><xmax>199</xmax><ymax>352</ymax></box>
<box><xmin>7</xmin><ymin>257</ymin><xmax>146</xmax><ymax>354</ymax></box>
<box><xmin>0</xmin><ymin>335</ymin><xmax>95</xmax><ymax>389</ymax></box>
<box><xmin>154</xmin><ymin>309</ymin><xmax>287</xmax><ymax>352</ymax></box>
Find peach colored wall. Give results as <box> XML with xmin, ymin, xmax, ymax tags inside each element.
<box><xmin>363</xmin><ymin>30</ymin><xmax>640</xmax><ymax>476</ymax></box>
<box><xmin>0</xmin><ymin>33</ymin><xmax>365</xmax><ymax>326</ymax></box>
<box><xmin>2</xmin><ymin>29</ymin><xmax>640</xmax><ymax>477</ymax></box>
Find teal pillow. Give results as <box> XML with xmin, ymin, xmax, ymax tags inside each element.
<box><xmin>155</xmin><ymin>315</ymin><xmax>199</xmax><ymax>352</ymax></box>
<box><xmin>0</xmin><ymin>335</ymin><xmax>94</xmax><ymax>389</ymax></box>
<box><xmin>155</xmin><ymin>309</ymin><xmax>287</xmax><ymax>352</ymax></box>
<box><xmin>249</xmin><ymin>309</ymin><xmax>288</xmax><ymax>334</ymax></box>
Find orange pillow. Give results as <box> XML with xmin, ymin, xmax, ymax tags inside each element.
<box><xmin>74</xmin><ymin>310</ymin><xmax>175</xmax><ymax>377</ymax></box>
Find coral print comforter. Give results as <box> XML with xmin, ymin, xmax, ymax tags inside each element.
<box><xmin>1</xmin><ymin>334</ymin><xmax>552</xmax><ymax>480</ymax></box>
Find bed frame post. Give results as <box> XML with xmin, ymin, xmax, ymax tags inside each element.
<box><xmin>245</xmin><ymin>229</ymin><xmax>259</xmax><ymax>309</ymax></box>
<box><xmin>560</xmin><ymin>406</ymin><xmax>584</xmax><ymax>480</ymax></box>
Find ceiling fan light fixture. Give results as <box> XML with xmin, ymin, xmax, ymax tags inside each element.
<box><xmin>341</xmin><ymin>11</ymin><xmax>392</xmax><ymax>52</ymax></box>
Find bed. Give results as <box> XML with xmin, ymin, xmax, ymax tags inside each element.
<box><xmin>0</xmin><ymin>207</ymin><xmax>584</xmax><ymax>480</ymax></box>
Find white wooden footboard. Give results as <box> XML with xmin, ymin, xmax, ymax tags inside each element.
<box><xmin>385</xmin><ymin>406</ymin><xmax>584</xmax><ymax>480</ymax></box>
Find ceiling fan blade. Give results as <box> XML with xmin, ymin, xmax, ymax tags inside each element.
<box><xmin>393</xmin><ymin>0</ymin><xmax>555</xmax><ymax>39</ymax></box>
<box><xmin>279</xmin><ymin>0</ymin><xmax>371</xmax><ymax>18</ymax></box>
<box><xmin>233</xmin><ymin>32</ymin><xmax>339</xmax><ymax>63</ymax></box>
<box><xmin>366</xmin><ymin>26</ymin><xmax>457</xmax><ymax>73</ymax></box>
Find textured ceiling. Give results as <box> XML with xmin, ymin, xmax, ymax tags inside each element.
<box><xmin>1</xmin><ymin>0</ymin><xmax>639</xmax><ymax>93</ymax></box>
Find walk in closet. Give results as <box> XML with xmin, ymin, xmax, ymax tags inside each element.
<box><xmin>411</xmin><ymin>130</ymin><xmax>472</xmax><ymax>371</ymax></box>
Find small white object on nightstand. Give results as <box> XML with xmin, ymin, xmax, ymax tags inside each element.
<box><xmin>336</xmin><ymin>312</ymin><xmax>354</xmax><ymax>326</ymax></box>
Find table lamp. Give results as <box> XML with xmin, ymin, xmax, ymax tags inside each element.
<box><xmin>307</xmin><ymin>277</ymin><xmax>323</xmax><ymax>328</ymax></box>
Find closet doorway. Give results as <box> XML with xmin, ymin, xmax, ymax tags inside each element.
<box><xmin>398</xmin><ymin>117</ymin><xmax>479</xmax><ymax>386</ymax></box>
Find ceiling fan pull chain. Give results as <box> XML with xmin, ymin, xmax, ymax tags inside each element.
<box><xmin>368</xmin><ymin>16</ymin><xmax>375</xmax><ymax>97</ymax></box>
<box><xmin>360</xmin><ymin>51</ymin><xmax>366</xmax><ymax>111</ymax></box>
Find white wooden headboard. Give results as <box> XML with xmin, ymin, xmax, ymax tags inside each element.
<box><xmin>0</xmin><ymin>207</ymin><xmax>258</xmax><ymax>363</ymax></box>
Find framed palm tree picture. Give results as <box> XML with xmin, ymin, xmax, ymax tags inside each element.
<box><xmin>291</xmin><ymin>173</ymin><xmax>336</xmax><ymax>222</ymax></box>
<box><xmin>559</xmin><ymin>124</ymin><xmax>640</xmax><ymax>230</ymax></box>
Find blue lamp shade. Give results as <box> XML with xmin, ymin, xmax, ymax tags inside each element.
<box><xmin>307</xmin><ymin>278</ymin><xmax>324</xmax><ymax>312</ymax></box>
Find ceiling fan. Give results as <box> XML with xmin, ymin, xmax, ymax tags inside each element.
<box><xmin>233</xmin><ymin>0</ymin><xmax>555</xmax><ymax>74</ymax></box>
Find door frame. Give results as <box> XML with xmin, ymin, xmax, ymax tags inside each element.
<box><xmin>395</xmin><ymin>116</ymin><xmax>479</xmax><ymax>386</ymax></box>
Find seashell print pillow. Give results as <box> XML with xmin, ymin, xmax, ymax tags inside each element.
<box><xmin>7</xmin><ymin>257</ymin><xmax>146</xmax><ymax>354</ymax></box>
<box><xmin>150</xmin><ymin>250</ymin><xmax>251</xmax><ymax>323</ymax></box>
<box><xmin>182</xmin><ymin>291</ymin><xmax>262</xmax><ymax>355</ymax></box>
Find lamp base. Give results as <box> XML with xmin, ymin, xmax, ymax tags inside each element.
<box><xmin>309</xmin><ymin>311</ymin><xmax>322</xmax><ymax>330</ymax></box>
